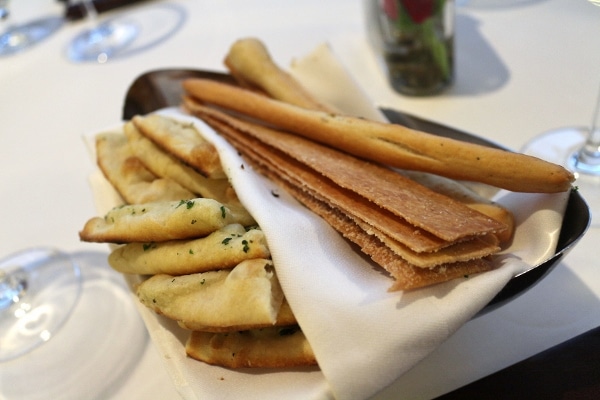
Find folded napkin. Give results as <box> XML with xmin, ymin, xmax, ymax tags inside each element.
<box><xmin>89</xmin><ymin>44</ymin><xmax>568</xmax><ymax>400</ymax></box>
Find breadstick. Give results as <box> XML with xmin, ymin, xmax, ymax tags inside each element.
<box><xmin>182</xmin><ymin>79</ymin><xmax>574</xmax><ymax>193</ymax></box>
<box><xmin>224</xmin><ymin>38</ymin><xmax>334</xmax><ymax>112</ymax></box>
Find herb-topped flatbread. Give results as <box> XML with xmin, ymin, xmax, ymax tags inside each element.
<box><xmin>186</xmin><ymin>326</ymin><xmax>316</xmax><ymax>368</ymax></box>
<box><xmin>108</xmin><ymin>224</ymin><xmax>270</xmax><ymax>275</ymax></box>
<box><xmin>136</xmin><ymin>259</ymin><xmax>289</xmax><ymax>331</ymax></box>
<box><xmin>132</xmin><ymin>114</ymin><xmax>226</xmax><ymax>179</ymax></box>
<box><xmin>95</xmin><ymin>132</ymin><xmax>195</xmax><ymax>204</ymax></box>
<box><xmin>124</xmin><ymin>120</ymin><xmax>234</xmax><ymax>203</ymax></box>
<box><xmin>79</xmin><ymin>198</ymin><xmax>255</xmax><ymax>243</ymax></box>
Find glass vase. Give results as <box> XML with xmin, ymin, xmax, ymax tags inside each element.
<box><xmin>366</xmin><ymin>0</ymin><xmax>455</xmax><ymax>96</ymax></box>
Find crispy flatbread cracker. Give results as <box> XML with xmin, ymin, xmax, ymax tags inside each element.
<box><xmin>281</xmin><ymin>178</ymin><xmax>494</xmax><ymax>290</ymax></box>
<box><xmin>215</xmin><ymin>120</ymin><xmax>447</xmax><ymax>252</ymax></box>
<box><xmin>213</xmin><ymin>118</ymin><xmax>502</xmax><ymax>268</ymax></box>
<box><xmin>123</xmin><ymin>120</ymin><xmax>235</xmax><ymax>204</ymax></box>
<box><xmin>137</xmin><ymin>259</ymin><xmax>287</xmax><ymax>331</ymax></box>
<box><xmin>401</xmin><ymin>171</ymin><xmax>515</xmax><ymax>243</ymax></box>
<box><xmin>108</xmin><ymin>224</ymin><xmax>270</xmax><ymax>275</ymax></box>
<box><xmin>197</xmin><ymin>114</ymin><xmax>496</xmax><ymax>289</ymax></box>
<box><xmin>95</xmin><ymin>132</ymin><xmax>195</xmax><ymax>204</ymax></box>
<box><xmin>186</xmin><ymin>326</ymin><xmax>316</xmax><ymax>368</ymax></box>
<box><xmin>132</xmin><ymin>114</ymin><xmax>226</xmax><ymax>179</ymax></box>
<box><xmin>377</xmin><ymin>232</ymin><xmax>498</xmax><ymax>268</ymax></box>
<box><xmin>185</xmin><ymin>101</ymin><xmax>507</xmax><ymax>242</ymax></box>
<box><xmin>79</xmin><ymin>198</ymin><xmax>254</xmax><ymax>243</ymax></box>
<box><xmin>466</xmin><ymin>203</ymin><xmax>514</xmax><ymax>244</ymax></box>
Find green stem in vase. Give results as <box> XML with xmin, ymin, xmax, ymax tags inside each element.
<box><xmin>381</xmin><ymin>0</ymin><xmax>452</xmax><ymax>95</ymax></box>
<box><xmin>420</xmin><ymin>17</ymin><xmax>450</xmax><ymax>81</ymax></box>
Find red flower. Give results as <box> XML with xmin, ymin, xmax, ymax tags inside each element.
<box><xmin>400</xmin><ymin>0</ymin><xmax>434</xmax><ymax>24</ymax></box>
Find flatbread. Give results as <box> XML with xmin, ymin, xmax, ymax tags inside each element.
<box><xmin>132</xmin><ymin>114</ymin><xmax>226</xmax><ymax>179</ymax></box>
<box><xmin>400</xmin><ymin>170</ymin><xmax>515</xmax><ymax>243</ymax></box>
<box><xmin>180</xmin><ymin>299</ymin><xmax>297</xmax><ymax>333</ymax></box>
<box><xmin>136</xmin><ymin>259</ymin><xmax>287</xmax><ymax>331</ymax></box>
<box><xmin>185</xmin><ymin>100</ymin><xmax>507</xmax><ymax>242</ymax></box>
<box><xmin>95</xmin><ymin>132</ymin><xmax>195</xmax><ymax>204</ymax></box>
<box><xmin>195</xmin><ymin>113</ymin><xmax>498</xmax><ymax>289</ymax></box>
<box><xmin>216</xmin><ymin>120</ymin><xmax>501</xmax><ymax>268</ymax></box>
<box><xmin>186</xmin><ymin>326</ymin><xmax>316</xmax><ymax>368</ymax></box>
<box><xmin>123</xmin><ymin>120</ymin><xmax>235</xmax><ymax>204</ymax></box>
<box><xmin>79</xmin><ymin>198</ymin><xmax>255</xmax><ymax>243</ymax></box>
<box><xmin>261</xmin><ymin>161</ymin><xmax>495</xmax><ymax>290</ymax></box>
<box><xmin>108</xmin><ymin>224</ymin><xmax>270</xmax><ymax>275</ymax></box>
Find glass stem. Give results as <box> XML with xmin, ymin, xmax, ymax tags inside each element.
<box><xmin>586</xmin><ymin>87</ymin><xmax>600</xmax><ymax>155</ymax></box>
<box><xmin>0</xmin><ymin>0</ymin><xmax>9</xmax><ymax>20</ymax></box>
<box><xmin>572</xmin><ymin>85</ymin><xmax>600</xmax><ymax>171</ymax></box>
<box><xmin>0</xmin><ymin>268</ymin><xmax>27</xmax><ymax>310</ymax></box>
<box><xmin>83</xmin><ymin>0</ymin><xmax>99</xmax><ymax>22</ymax></box>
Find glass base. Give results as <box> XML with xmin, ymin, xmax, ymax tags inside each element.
<box><xmin>66</xmin><ymin>3</ymin><xmax>186</xmax><ymax>63</ymax></box>
<box><xmin>0</xmin><ymin>16</ymin><xmax>64</xmax><ymax>57</ymax></box>
<box><xmin>0</xmin><ymin>251</ymin><xmax>147</xmax><ymax>398</ymax></box>
<box><xmin>67</xmin><ymin>19</ymin><xmax>139</xmax><ymax>63</ymax></box>
<box><xmin>522</xmin><ymin>127</ymin><xmax>600</xmax><ymax>227</ymax></box>
<box><xmin>0</xmin><ymin>248</ymin><xmax>81</xmax><ymax>361</ymax></box>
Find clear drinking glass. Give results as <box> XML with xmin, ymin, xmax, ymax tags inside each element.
<box><xmin>66</xmin><ymin>0</ymin><xmax>138</xmax><ymax>63</ymax></box>
<box><xmin>66</xmin><ymin>2</ymin><xmax>186</xmax><ymax>63</ymax></box>
<box><xmin>0</xmin><ymin>0</ymin><xmax>63</xmax><ymax>57</ymax></box>
<box><xmin>0</xmin><ymin>248</ymin><xmax>81</xmax><ymax>361</ymax></box>
<box><xmin>1</xmin><ymin>250</ymin><xmax>148</xmax><ymax>398</ymax></box>
<box><xmin>521</xmin><ymin>2</ymin><xmax>600</xmax><ymax>227</ymax></box>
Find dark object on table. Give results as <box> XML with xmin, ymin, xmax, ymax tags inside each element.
<box><xmin>64</xmin><ymin>0</ymin><xmax>152</xmax><ymax>21</ymax></box>
<box><xmin>436</xmin><ymin>325</ymin><xmax>600</xmax><ymax>399</ymax></box>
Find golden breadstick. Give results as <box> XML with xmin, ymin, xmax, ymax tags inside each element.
<box><xmin>182</xmin><ymin>79</ymin><xmax>574</xmax><ymax>193</ymax></box>
<box><xmin>224</xmin><ymin>37</ymin><xmax>334</xmax><ymax>112</ymax></box>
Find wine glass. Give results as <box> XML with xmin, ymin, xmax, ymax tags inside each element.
<box><xmin>1</xmin><ymin>250</ymin><xmax>148</xmax><ymax>398</ymax></box>
<box><xmin>66</xmin><ymin>2</ymin><xmax>186</xmax><ymax>63</ymax></box>
<box><xmin>521</xmin><ymin>0</ymin><xmax>600</xmax><ymax>227</ymax></box>
<box><xmin>522</xmin><ymin>94</ymin><xmax>600</xmax><ymax>224</ymax></box>
<box><xmin>0</xmin><ymin>0</ymin><xmax>63</xmax><ymax>57</ymax></box>
<box><xmin>0</xmin><ymin>248</ymin><xmax>81</xmax><ymax>361</ymax></box>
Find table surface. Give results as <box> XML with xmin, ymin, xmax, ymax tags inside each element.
<box><xmin>1</xmin><ymin>0</ymin><xmax>599</xmax><ymax>399</ymax></box>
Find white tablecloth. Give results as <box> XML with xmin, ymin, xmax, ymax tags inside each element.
<box><xmin>1</xmin><ymin>0</ymin><xmax>599</xmax><ymax>399</ymax></box>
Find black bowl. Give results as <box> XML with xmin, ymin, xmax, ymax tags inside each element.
<box><xmin>122</xmin><ymin>68</ymin><xmax>591</xmax><ymax>314</ymax></box>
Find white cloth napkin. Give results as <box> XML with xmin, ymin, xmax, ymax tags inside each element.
<box><xmin>88</xmin><ymin>43</ymin><xmax>569</xmax><ymax>400</ymax></box>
